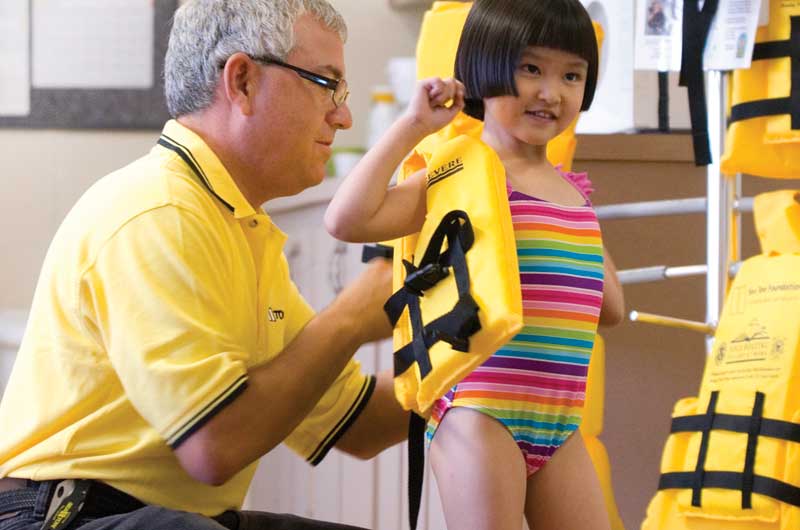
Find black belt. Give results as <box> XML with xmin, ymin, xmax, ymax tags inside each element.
<box><xmin>0</xmin><ymin>479</ymin><xmax>354</xmax><ymax>530</ymax></box>
<box><xmin>2</xmin><ymin>479</ymin><xmax>144</xmax><ymax>512</ymax></box>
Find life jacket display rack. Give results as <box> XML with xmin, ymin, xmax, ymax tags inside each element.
<box><xmin>602</xmin><ymin>11</ymin><xmax>800</xmax><ymax>525</ymax></box>
<box><xmin>598</xmin><ymin>70</ymin><xmax>740</xmax><ymax>348</ymax></box>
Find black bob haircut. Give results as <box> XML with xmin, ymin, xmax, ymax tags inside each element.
<box><xmin>455</xmin><ymin>0</ymin><xmax>599</xmax><ymax>120</ymax></box>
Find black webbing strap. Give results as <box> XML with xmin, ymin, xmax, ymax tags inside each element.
<box><xmin>659</xmin><ymin>471</ymin><xmax>800</xmax><ymax>509</ymax></box>
<box><xmin>692</xmin><ymin>391</ymin><xmax>719</xmax><ymax>506</ymax></box>
<box><xmin>753</xmin><ymin>39</ymin><xmax>790</xmax><ymax>60</ymax></box>
<box><xmin>383</xmin><ymin>210</ymin><xmax>481</xmax><ymax>379</ymax></box>
<box><xmin>729</xmin><ymin>16</ymin><xmax>800</xmax><ymax>129</ymax></box>
<box><xmin>679</xmin><ymin>0</ymin><xmax>720</xmax><ymax>166</ymax></box>
<box><xmin>791</xmin><ymin>16</ymin><xmax>800</xmax><ymax>129</ymax></box>
<box><xmin>660</xmin><ymin>391</ymin><xmax>800</xmax><ymax>509</ymax></box>
<box><xmin>407</xmin><ymin>413</ymin><xmax>427</xmax><ymax>530</ymax></box>
<box><xmin>658</xmin><ymin>71</ymin><xmax>670</xmax><ymax>132</ymax></box>
<box><xmin>671</xmin><ymin>413</ymin><xmax>800</xmax><ymax>443</ymax></box>
<box><xmin>730</xmin><ymin>98</ymin><xmax>792</xmax><ymax>123</ymax></box>
<box><xmin>361</xmin><ymin>244</ymin><xmax>394</xmax><ymax>263</ymax></box>
<box><xmin>742</xmin><ymin>392</ymin><xmax>765</xmax><ymax>509</ymax></box>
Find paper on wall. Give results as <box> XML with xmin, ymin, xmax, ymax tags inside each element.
<box><xmin>634</xmin><ymin>0</ymin><xmax>683</xmax><ymax>71</ymax></box>
<box><xmin>635</xmin><ymin>0</ymin><xmax>762</xmax><ymax>72</ymax></box>
<box><xmin>0</xmin><ymin>0</ymin><xmax>31</xmax><ymax>117</ymax></box>
<box><xmin>32</xmin><ymin>0</ymin><xmax>154</xmax><ymax>89</ymax></box>
<box><xmin>703</xmin><ymin>0</ymin><xmax>762</xmax><ymax>70</ymax></box>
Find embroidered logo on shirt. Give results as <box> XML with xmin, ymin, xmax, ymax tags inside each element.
<box><xmin>267</xmin><ymin>307</ymin><xmax>285</xmax><ymax>322</ymax></box>
<box><xmin>427</xmin><ymin>157</ymin><xmax>464</xmax><ymax>188</ymax></box>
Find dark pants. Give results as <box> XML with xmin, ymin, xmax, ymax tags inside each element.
<box><xmin>0</xmin><ymin>480</ymin><xmax>366</xmax><ymax>530</ymax></box>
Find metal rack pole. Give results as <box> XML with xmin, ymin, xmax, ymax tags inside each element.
<box><xmin>617</xmin><ymin>262</ymin><xmax>744</xmax><ymax>285</ymax></box>
<box><xmin>596</xmin><ymin>196</ymin><xmax>753</xmax><ymax>220</ymax></box>
<box><xmin>705</xmin><ymin>70</ymin><xmax>731</xmax><ymax>352</ymax></box>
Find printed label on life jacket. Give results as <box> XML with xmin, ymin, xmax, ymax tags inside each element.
<box><xmin>427</xmin><ymin>157</ymin><xmax>464</xmax><ymax>188</ymax></box>
<box><xmin>708</xmin><ymin>278</ymin><xmax>800</xmax><ymax>386</ymax></box>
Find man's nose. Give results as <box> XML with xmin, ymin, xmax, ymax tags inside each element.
<box><xmin>329</xmin><ymin>103</ymin><xmax>353</xmax><ymax>130</ymax></box>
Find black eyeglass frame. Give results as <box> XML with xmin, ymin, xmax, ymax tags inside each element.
<box><xmin>250</xmin><ymin>55</ymin><xmax>349</xmax><ymax>107</ymax></box>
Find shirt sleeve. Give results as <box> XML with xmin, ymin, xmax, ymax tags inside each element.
<box><xmin>284</xmin><ymin>368</ymin><xmax>376</xmax><ymax>465</ymax></box>
<box><xmin>81</xmin><ymin>204</ymin><xmax>252</xmax><ymax>447</ymax></box>
<box><xmin>278</xmin><ymin>263</ymin><xmax>377</xmax><ymax>464</ymax></box>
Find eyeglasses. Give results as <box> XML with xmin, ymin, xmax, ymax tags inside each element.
<box><xmin>251</xmin><ymin>56</ymin><xmax>349</xmax><ymax>107</ymax></box>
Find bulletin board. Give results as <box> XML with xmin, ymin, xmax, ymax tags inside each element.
<box><xmin>0</xmin><ymin>0</ymin><xmax>177</xmax><ymax>130</ymax></box>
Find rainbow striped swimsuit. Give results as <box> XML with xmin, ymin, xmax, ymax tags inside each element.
<box><xmin>426</xmin><ymin>172</ymin><xmax>604</xmax><ymax>476</ymax></box>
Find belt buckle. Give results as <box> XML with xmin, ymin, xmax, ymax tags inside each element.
<box><xmin>41</xmin><ymin>479</ymin><xmax>90</xmax><ymax>530</ymax></box>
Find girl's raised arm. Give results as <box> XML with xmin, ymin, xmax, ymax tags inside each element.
<box><xmin>324</xmin><ymin>77</ymin><xmax>464</xmax><ymax>243</ymax></box>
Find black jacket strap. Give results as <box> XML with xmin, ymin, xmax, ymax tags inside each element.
<box><xmin>691</xmin><ymin>391</ymin><xmax>719</xmax><ymax>506</ymax></box>
<box><xmin>729</xmin><ymin>16</ymin><xmax>800</xmax><ymax>129</ymax></box>
<box><xmin>407</xmin><ymin>413</ymin><xmax>427</xmax><ymax>530</ymax></box>
<box><xmin>659</xmin><ymin>471</ymin><xmax>800</xmax><ymax>509</ymax></box>
<box><xmin>742</xmin><ymin>392</ymin><xmax>765</xmax><ymax>508</ymax></box>
<box><xmin>679</xmin><ymin>0</ymin><xmax>720</xmax><ymax>166</ymax></box>
<box><xmin>670</xmin><ymin>412</ymin><xmax>800</xmax><ymax>443</ymax></box>
<box><xmin>384</xmin><ymin>211</ymin><xmax>481</xmax><ymax>379</ymax></box>
<box><xmin>661</xmin><ymin>391</ymin><xmax>800</xmax><ymax>509</ymax></box>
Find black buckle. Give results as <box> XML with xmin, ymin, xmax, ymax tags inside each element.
<box><xmin>404</xmin><ymin>263</ymin><xmax>449</xmax><ymax>295</ymax></box>
<box><xmin>42</xmin><ymin>479</ymin><xmax>91</xmax><ymax>530</ymax></box>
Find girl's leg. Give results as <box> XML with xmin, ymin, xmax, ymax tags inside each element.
<box><xmin>429</xmin><ymin>407</ymin><xmax>527</xmax><ymax>530</ymax></box>
<box><xmin>524</xmin><ymin>432</ymin><xmax>611</xmax><ymax>530</ymax></box>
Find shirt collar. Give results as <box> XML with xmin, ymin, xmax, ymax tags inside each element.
<box><xmin>157</xmin><ymin>119</ymin><xmax>258</xmax><ymax>219</ymax></box>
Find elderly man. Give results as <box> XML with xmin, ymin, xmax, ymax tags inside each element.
<box><xmin>0</xmin><ymin>1</ymin><xmax>408</xmax><ymax>529</ymax></box>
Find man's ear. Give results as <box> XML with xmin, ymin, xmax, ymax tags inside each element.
<box><xmin>220</xmin><ymin>52</ymin><xmax>257</xmax><ymax>116</ymax></box>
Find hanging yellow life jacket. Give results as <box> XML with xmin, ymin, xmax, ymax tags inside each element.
<box><xmin>642</xmin><ymin>190</ymin><xmax>800</xmax><ymax>530</ymax></box>
<box><xmin>721</xmin><ymin>2</ymin><xmax>800</xmax><ymax>178</ymax></box>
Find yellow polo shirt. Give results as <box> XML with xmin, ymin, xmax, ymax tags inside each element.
<box><xmin>0</xmin><ymin>120</ymin><xmax>374</xmax><ymax>515</ymax></box>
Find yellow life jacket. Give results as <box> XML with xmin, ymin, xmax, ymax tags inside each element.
<box><xmin>386</xmin><ymin>134</ymin><xmax>523</xmax><ymax>415</ymax></box>
<box><xmin>581</xmin><ymin>335</ymin><xmax>626</xmax><ymax>530</ymax></box>
<box><xmin>721</xmin><ymin>2</ymin><xmax>800</xmax><ymax>179</ymax></box>
<box><xmin>642</xmin><ymin>190</ymin><xmax>800</xmax><ymax>530</ymax></box>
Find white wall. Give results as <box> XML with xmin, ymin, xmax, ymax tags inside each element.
<box><xmin>0</xmin><ymin>130</ymin><xmax>160</xmax><ymax>309</ymax></box>
<box><xmin>332</xmin><ymin>1</ymin><xmax>430</xmax><ymax>148</ymax></box>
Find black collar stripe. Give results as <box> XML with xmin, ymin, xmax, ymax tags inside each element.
<box><xmin>157</xmin><ymin>136</ymin><xmax>235</xmax><ymax>213</ymax></box>
<box><xmin>161</xmin><ymin>133</ymin><xmax>211</xmax><ymax>184</ymax></box>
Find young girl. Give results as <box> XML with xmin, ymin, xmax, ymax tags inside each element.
<box><xmin>325</xmin><ymin>0</ymin><xmax>624</xmax><ymax>528</ymax></box>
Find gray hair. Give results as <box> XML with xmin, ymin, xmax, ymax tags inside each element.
<box><xmin>164</xmin><ymin>0</ymin><xmax>347</xmax><ymax>118</ymax></box>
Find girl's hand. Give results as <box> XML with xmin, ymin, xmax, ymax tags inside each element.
<box><xmin>403</xmin><ymin>77</ymin><xmax>466</xmax><ymax>136</ymax></box>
